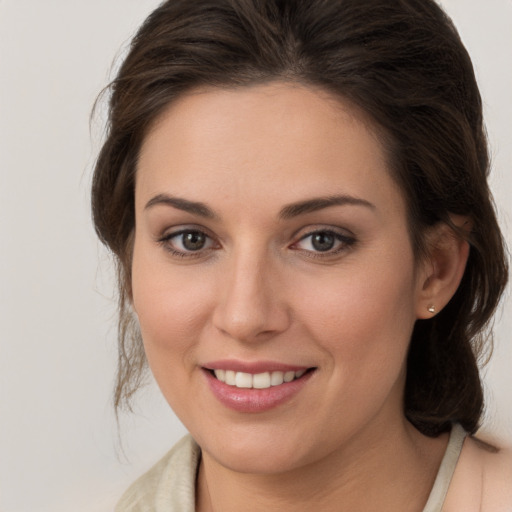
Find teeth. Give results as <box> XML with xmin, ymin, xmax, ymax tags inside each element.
<box><xmin>213</xmin><ymin>369</ymin><xmax>308</xmax><ymax>389</ymax></box>
<box><xmin>270</xmin><ymin>371</ymin><xmax>284</xmax><ymax>386</ymax></box>
<box><xmin>284</xmin><ymin>371</ymin><xmax>295</xmax><ymax>383</ymax></box>
<box><xmin>214</xmin><ymin>369</ymin><xmax>225</xmax><ymax>382</ymax></box>
<box><xmin>235</xmin><ymin>372</ymin><xmax>252</xmax><ymax>388</ymax></box>
<box><xmin>253</xmin><ymin>372</ymin><xmax>270</xmax><ymax>389</ymax></box>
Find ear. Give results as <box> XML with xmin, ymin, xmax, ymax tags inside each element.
<box><xmin>415</xmin><ymin>216</ymin><xmax>471</xmax><ymax>319</ymax></box>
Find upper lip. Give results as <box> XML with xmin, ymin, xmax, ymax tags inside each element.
<box><xmin>202</xmin><ymin>360</ymin><xmax>313</xmax><ymax>374</ymax></box>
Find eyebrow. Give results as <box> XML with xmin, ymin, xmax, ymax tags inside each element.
<box><xmin>144</xmin><ymin>194</ymin><xmax>218</xmax><ymax>219</ymax></box>
<box><xmin>279</xmin><ymin>195</ymin><xmax>375</xmax><ymax>219</ymax></box>
<box><xmin>144</xmin><ymin>193</ymin><xmax>375</xmax><ymax>220</ymax></box>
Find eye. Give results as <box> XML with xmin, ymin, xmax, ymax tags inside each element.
<box><xmin>158</xmin><ymin>228</ymin><xmax>217</xmax><ymax>256</ymax></box>
<box><xmin>292</xmin><ymin>229</ymin><xmax>355</xmax><ymax>255</ymax></box>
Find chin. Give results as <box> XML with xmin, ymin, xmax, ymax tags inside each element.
<box><xmin>190</xmin><ymin>420</ymin><xmax>314</xmax><ymax>474</ymax></box>
<box><xmin>206</xmin><ymin>439</ymin><xmax>311</xmax><ymax>475</ymax></box>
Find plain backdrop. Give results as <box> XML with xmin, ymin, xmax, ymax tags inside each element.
<box><xmin>0</xmin><ymin>1</ymin><xmax>510</xmax><ymax>511</ymax></box>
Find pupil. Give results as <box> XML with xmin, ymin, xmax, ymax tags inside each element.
<box><xmin>312</xmin><ymin>232</ymin><xmax>335</xmax><ymax>252</ymax></box>
<box><xmin>182</xmin><ymin>231</ymin><xmax>205</xmax><ymax>251</ymax></box>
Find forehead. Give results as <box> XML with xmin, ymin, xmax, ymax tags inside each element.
<box><xmin>136</xmin><ymin>82</ymin><xmax>405</xmax><ymax>218</ymax></box>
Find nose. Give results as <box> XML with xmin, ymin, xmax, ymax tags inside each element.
<box><xmin>212</xmin><ymin>248</ymin><xmax>291</xmax><ymax>343</ymax></box>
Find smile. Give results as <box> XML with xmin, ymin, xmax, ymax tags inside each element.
<box><xmin>212</xmin><ymin>369</ymin><xmax>307</xmax><ymax>389</ymax></box>
<box><xmin>203</xmin><ymin>364</ymin><xmax>316</xmax><ymax>413</ymax></box>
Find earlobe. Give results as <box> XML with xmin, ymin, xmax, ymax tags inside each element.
<box><xmin>416</xmin><ymin>218</ymin><xmax>471</xmax><ymax>319</ymax></box>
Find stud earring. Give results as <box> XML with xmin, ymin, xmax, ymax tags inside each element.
<box><xmin>427</xmin><ymin>305</ymin><xmax>436</xmax><ymax>314</ymax></box>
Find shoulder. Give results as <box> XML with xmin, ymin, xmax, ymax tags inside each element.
<box><xmin>445</xmin><ymin>432</ymin><xmax>512</xmax><ymax>512</ymax></box>
<box><xmin>115</xmin><ymin>435</ymin><xmax>200</xmax><ymax>512</ymax></box>
<box><xmin>479</xmin><ymin>438</ymin><xmax>512</xmax><ymax>511</ymax></box>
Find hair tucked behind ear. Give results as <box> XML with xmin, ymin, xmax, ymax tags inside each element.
<box><xmin>92</xmin><ymin>0</ymin><xmax>508</xmax><ymax>434</ymax></box>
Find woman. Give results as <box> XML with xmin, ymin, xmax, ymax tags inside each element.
<box><xmin>92</xmin><ymin>0</ymin><xmax>511</xmax><ymax>510</ymax></box>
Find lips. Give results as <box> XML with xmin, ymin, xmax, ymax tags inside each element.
<box><xmin>202</xmin><ymin>361</ymin><xmax>315</xmax><ymax>413</ymax></box>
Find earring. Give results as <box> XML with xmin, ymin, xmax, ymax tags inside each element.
<box><xmin>427</xmin><ymin>305</ymin><xmax>436</xmax><ymax>314</ymax></box>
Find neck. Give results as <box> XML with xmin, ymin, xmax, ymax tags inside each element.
<box><xmin>196</xmin><ymin>417</ymin><xmax>448</xmax><ymax>512</ymax></box>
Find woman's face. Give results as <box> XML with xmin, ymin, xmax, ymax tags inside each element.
<box><xmin>132</xmin><ymin>82</ymin><xmax>427</xmax><ymax>473</ymax></box>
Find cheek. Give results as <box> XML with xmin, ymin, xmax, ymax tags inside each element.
<box><xmin>292</xmin><ymin>255</ymin><xmax>418</xmax><ymax>374</ymax></box>
<box><xmin>291</xmin><ymin>264</ymin><xmax>418</xmax><ymax>435</ymax></box>
<box><xmin>131</xmin><ymin>243</ymin><xmax>213</xmax><ymax>364</ymax></box>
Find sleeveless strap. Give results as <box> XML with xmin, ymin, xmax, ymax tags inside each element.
<box><xmin>422</xmin><ymin>424</ymin><xmax>467</xmax><ymax>512</ymax></box>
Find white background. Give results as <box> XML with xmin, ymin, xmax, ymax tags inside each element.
<box><xmin>0</xmin><ymin>1</ymin><xmax>510</xmax><ymax>511</ymax></box>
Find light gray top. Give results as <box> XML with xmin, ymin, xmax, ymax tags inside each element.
<box><xmin>116</xmin><ymin>425</ymin><xmax>467</xmax><ymax>512</ymax></box>
<box><xmin>422</xmin><ymin>423</ymin><xmax>467</xmax><ymax>512</ymax></box>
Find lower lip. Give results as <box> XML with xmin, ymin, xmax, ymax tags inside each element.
<box><xmin>203</xmin><ymin>369</ymin><xmax>314</xmax><ymax>413</ymax></box>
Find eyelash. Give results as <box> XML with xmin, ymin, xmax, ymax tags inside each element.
<box><xmin>157</xmin><ymin>228</ymin><xmax>218</xmax><ymax>259</ymax></box>
<box><xmin>291</xmin><ymin>229</ymin><xmax>356</xmax><ymax>258</ymax></box>
<box><xmin>157</xmin><ymin>227</ymin><xmax>356</xmax><ymax>259</ymax></box>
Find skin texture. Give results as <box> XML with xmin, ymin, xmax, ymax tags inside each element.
<box><xmin>132</xmin><ymin>82</ymin><xmax>470</xmax><ymax>511</ymax></box>
<box><xmin>443</xmin><ymin>435</ymin><xmax>512</xmax><ymax>510</ymax></box>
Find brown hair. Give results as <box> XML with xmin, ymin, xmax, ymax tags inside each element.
<box><xmin>92</xmin><ymin>0</ymin><xmax>508</xmax><ymax>436</ymax></box>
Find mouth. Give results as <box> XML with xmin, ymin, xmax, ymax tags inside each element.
<box><xmin>202</xmin><ymin>364</ymin><xmax>316</xmax><ymax>413</ymax></box>
<box><xmin>207</xmin><ymin>368</ymin><xmax>312</xmax><ymax>389</ymax></box>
